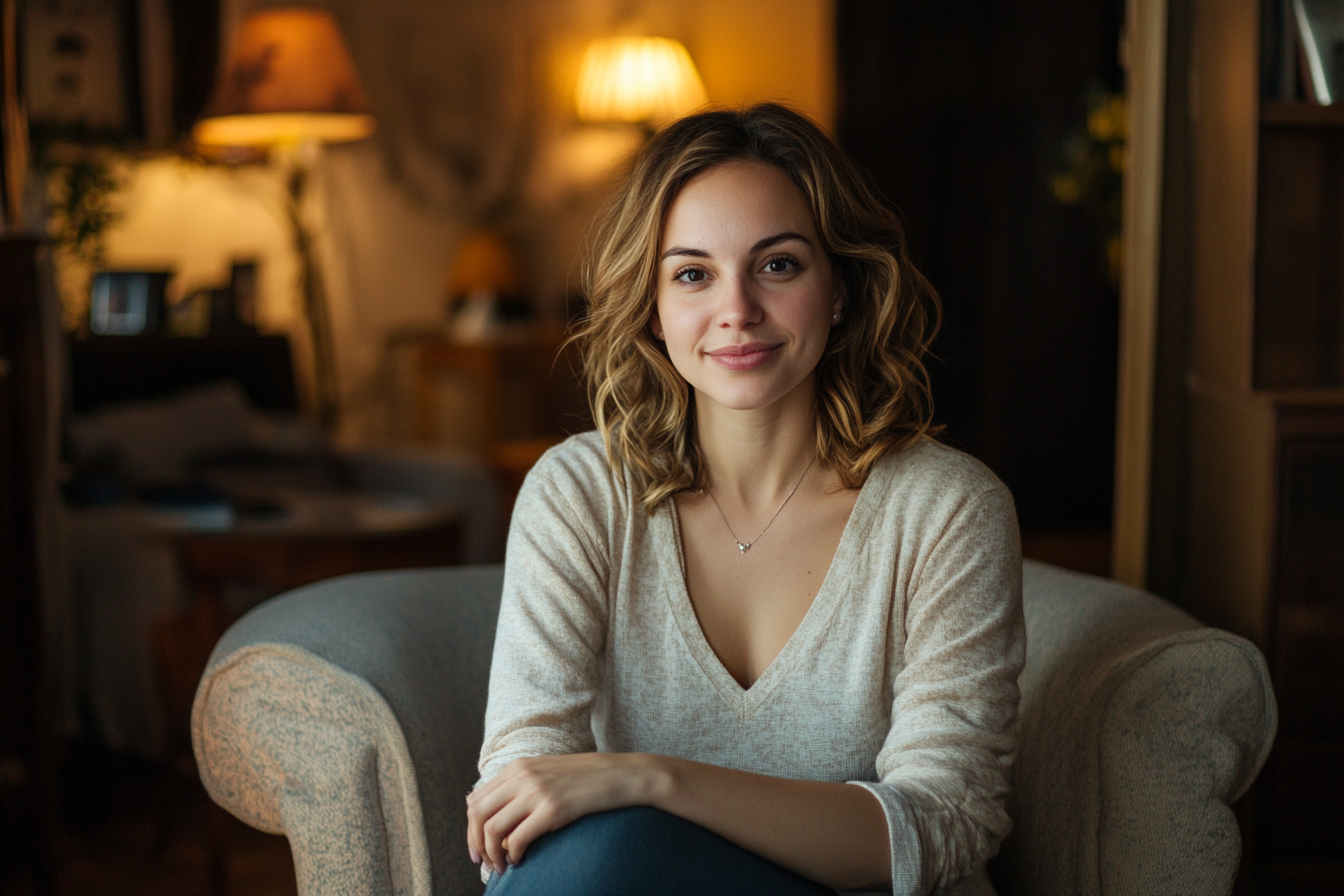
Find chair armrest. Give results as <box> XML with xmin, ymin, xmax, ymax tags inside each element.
<box><xmin>193</xmin><ymin>565</ymin><xmax>504</xmax><ymax>896</ymax></box>
<box><xmin>1000</xmin><ymin>561</ymin><xmax>1277</xmax><ymax>896</ymax></box>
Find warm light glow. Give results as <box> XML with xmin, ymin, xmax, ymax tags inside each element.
<box><xmin>194</xmin><ymin>8</ymin><xmax>374</xmax><ymax>147</ymax></box>
<box><xmin>575</xmin><ymin>36</ymin><xmax>707</xmax><ymax>125</ymax></box>
<box><xmin>195</xmin><ymin>112</ymin><xmax>373</xmax><ymax>147</ymax></box>
<box><xmin>448</xmin><ymin>230</ymin><xmax>525</xmax><ymax>297</ymax></box>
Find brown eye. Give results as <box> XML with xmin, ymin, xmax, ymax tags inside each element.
<box><xmin>764</xmin><ymin>256</ymin><xmax>796</xmax><ymax>274</ymax></box>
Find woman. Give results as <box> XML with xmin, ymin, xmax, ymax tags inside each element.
<box><xmin>467</xmin><ymin>104</ymin><xmax>1024</xmax><ymax>896</ymax></box>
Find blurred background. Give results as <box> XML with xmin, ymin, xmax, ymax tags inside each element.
<box><xmin>2</xmin><ymin>0</ymin><xmax>1341</xmax><ymax>893</ymax></box>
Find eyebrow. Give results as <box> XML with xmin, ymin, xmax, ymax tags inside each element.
<box><xmin>660</xmin><ymin>231</ymin><xmax>813</xmax><ymax>261</ymax></box>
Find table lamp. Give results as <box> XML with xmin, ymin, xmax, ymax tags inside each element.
<box><xmin>446</xmin><ymin>229</ymin><xmax>527</xmax><ymax>342</ymax></box>
<box><xmin>194</xmin><ymin>7</ymin><xmax>375</xmax><ymax>434</ymax></box>
<box><xmin>574</xmin><ymin>36</ymin><xmax>707</xmax><ymax>135</ymax></box>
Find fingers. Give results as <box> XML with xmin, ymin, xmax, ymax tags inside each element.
<box><xmin>479</xmin><ymin>792</ymin><xmax>537</xmax><ymax>872</ymax></box>
<box><xmin>467</xmin><ymin>779</ymin><xmax>527</xmax><ymax>874</ymax></box>
<box><xmin>467</xmin><ymin>754</ymin><xmax>629</xmax><ymax>872</ymax></box>
<box><xmin>467</xmin><ymin>759</ymin><xmax>533</xmax><ymax>871</ymax></box>
<box><xmin>465</xmin><ymin>793</ymin><xmax>485</xmax><ymax>869</ymax></box>
<box><xmin>466</xmin><ymin>786</ymin><xmax>504</xmax><ymax>873</ymax></box>
<box><xmin>495</xmin><ymin>807</ymin><xmax>561</xmax><ymax>865</ymax></box>
<box><xmin>467</xmin><ymin>792</ymin><xmax>561</xmax><ymax>871</ymax></box>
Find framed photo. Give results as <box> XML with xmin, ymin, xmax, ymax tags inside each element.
<box><xmin>24</xmin><ymin>0</ymin><xmax>130</xmax><ymax>134</ymax></box>
<box><xmin>23</xmin><ymin>1</ymin><xmax>215</xmax><ymax>146</ymax></box>
<box><xmin>89</xmin><ymin>270</ymin><xmax>169</xmax><ymax>335</ymax></box>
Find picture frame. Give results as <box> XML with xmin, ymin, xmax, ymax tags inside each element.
<box><xmin>23</xmin><ymin>0</ymin><xmax>133</xmax><ymax>136</ymax></box>
<box><xmin>89</xmin><ymin>270</ymin><xmax>170</xmax><ymax>335</ymax></box>
<box><xmin>22</xmin><ymin>0</ymin><xmax>217</xmax><ymax>148</ymax></box>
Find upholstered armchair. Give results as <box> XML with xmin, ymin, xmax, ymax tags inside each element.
<box><xmin>193</xmin><ymin>561</ymin><xmax>1276</xmax><ymax>895</ymax></box>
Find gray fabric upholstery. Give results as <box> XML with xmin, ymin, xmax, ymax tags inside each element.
<box><xmin>193</xmin><ymin>560</ymin><xmax>1276</xmax><ymax>896</ymax></box>
<box><xmin>194</xmin><ymin>566</ymin><xmax>504</xmax><ymax>896</ymax></box>
<box><xmin>997</xmin><ymin>562</ymin><xmax>1276</xmax><ymax>896</ymax></box>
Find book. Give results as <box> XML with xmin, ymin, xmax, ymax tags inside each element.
<box><xmin>1293</xmin><ymin>0</ymin><xmax>1344</xmax><ymax>105</ymax></box>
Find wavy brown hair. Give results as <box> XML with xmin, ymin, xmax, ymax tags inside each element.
<box><xmin>573</xmin><ymin>103</ymin><xmax>941</xmax><ymax>511</ymax></box>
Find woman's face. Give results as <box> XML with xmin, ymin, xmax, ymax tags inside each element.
<box><xmin>651</xmin><ymin>161</ymin><xmax>842</xmax><ymax>414</ymax></box>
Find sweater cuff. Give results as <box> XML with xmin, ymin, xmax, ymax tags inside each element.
<box><xmin>847</xmin><ymin>781</ymin><xmax>924</xmax><ymax>896</ymax></box>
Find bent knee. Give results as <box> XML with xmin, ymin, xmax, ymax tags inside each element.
<box><xmin>488</xmin><ymin>806</ymin><xmax>834</xmax><ymax>896</ymax></box>
<box><xmin>487</xmin><ymin>807</ymin><xmax>692</xmax><ymax>896</ymax></box>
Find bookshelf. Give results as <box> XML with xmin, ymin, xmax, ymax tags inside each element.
<box><xmin>1188</xmin><ymin>0</ymin><xmax>1344</xmax><ymax>889</ymax></box>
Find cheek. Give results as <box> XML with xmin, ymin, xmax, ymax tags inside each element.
<box><xmin>653</xmin><ymin>302</ymin><xmax>704</xmax><ymax>355</ymax></box>
<box><xmin>789</xmin><ymin>295</ymin><xmax>834</xmax><ymax>343</ymax></box>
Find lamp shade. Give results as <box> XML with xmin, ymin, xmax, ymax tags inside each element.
<box><xmin>194</xmin><ymin>8</ymin><xmax>374</xmax><ymax>147</ymax></box>
<box><xmin>448</xmin><ymin>230</ymin><xmax>525</xmax><ymax>298</ymax></box>
<box><xmin>575</xmin><ymin>36</ymin><xmax>707</xmax><ymax>125</ymax></box>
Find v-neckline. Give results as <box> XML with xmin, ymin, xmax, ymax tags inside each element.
<box><xmin>658</xmin><ymin>464</ymin><xmax>883</xmax><ymax>715</ymax></box>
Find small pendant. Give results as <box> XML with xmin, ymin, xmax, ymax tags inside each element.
<box><xmin>738</xmin><ymin>542</ymin><xmax>750</xmax><ymax>554</ymax></box>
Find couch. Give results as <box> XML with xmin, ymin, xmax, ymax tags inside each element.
<box><xmin>193</xmin><ymin>561</ymin><xmax>1277</xmax><ymax>895</ymax></box>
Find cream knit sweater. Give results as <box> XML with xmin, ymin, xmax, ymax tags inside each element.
<box><xmin>479</xmin><ymin>432</ymin><xmax>1025</xmax><ymax>895</ymax></box>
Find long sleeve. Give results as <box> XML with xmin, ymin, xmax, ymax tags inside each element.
<box><xmin>476</xmin><ymin>448</ymin><xmax>614</xmax><ymax>782</ymax></box>
<box><xmin>854</xmin><ymin>484</ymin><xmax>1025</xmax><ymax>895</ymax></box>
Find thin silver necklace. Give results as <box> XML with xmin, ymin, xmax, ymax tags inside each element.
<box><xmin>704</xmin><ymin>453</ymin><xmax>817</xmax><ymax>555</ymax></box>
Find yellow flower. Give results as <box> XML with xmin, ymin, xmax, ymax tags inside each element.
<box><xmin>1051</xmin><ymin>175</ymin><xmax>1082</xmax><ymax>204</ymax></box>
<box><xmin>1088</xmin><ymin>107</ymin><xmax>1112</xmax><ymax>141</ymax></box>
<box><xmin>1087</xmin><ymin>94</ymin><xmax>1128</xmax><ymax>142</ymax></box>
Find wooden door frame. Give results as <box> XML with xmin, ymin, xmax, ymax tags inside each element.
<box><xmin>1111</xmin><ymin>0</ymin><xmax>1169</xmax><ymax>586</ymax></box>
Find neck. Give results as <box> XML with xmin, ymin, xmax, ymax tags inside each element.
<box><xmin>695</xmin><ymin>375</ymin><xmax>819</xmax><ymax>508</ymax></box>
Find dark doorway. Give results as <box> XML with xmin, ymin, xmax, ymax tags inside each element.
<box><xmin>836</xmin><ymin>0</ymin><xmax>1125</xmax><ymax>537</ymax></box>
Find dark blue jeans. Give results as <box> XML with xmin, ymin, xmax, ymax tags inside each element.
<box><xmin>482</xmin><ymin>806</ymin><xmax>837</xmax><ymax>896</ymax></box>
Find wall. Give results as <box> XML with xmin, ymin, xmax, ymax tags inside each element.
<box><xmin>76</xmin><ymin>0</ymin><xmax>834</xmax><ymax>444</ymax></box>
<box><xmin>96</xmin><ymin>158</ymin><xmax>293</xmax><ymax>326</ymax></box>
<box><xmin>690</xmin><ymin>0</ymin><xmax>835</xmax><ymax>128</ymax></box>
<box><xmin>836</xmin><ymin>0</ymin><xmax>1124</xmax><ymax>534</ymax></box>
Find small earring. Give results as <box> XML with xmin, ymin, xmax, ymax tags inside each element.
<box><xmin>832</xmin><ymin>312</ymin><xmax>841</xmax><ymax>323</ymax></box>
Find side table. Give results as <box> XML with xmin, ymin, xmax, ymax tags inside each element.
<box><xmin>412</xmin><ymin>322</ymin><xmax>588</xmax><ymax>450</ymax></box>
<box><xmin>156</xmin><ymin>495</ymin><xmax>463</xmax><ymax>744</ymax></box>
<box><xmin>412</xmin><ymin>323</ymin><xmax>590</xmax><ymax>514</ymax></box>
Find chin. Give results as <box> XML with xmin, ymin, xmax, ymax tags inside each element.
<box><xmin>685</xmin><ymin>364</ymin><xmax>818</xmax><ymax>414</ymax></box>
<box><xmin>695</xmin><ymin>381</ymin><xmax>796</xmax><ymax>412</ymax></box>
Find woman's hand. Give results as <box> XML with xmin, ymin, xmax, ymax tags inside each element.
<box><xmin>466</xmin><ymin>753</ymin><xmax>667</xmax><ymax>874</ymax></box>
<box><xmin>469</xmin><ymin>754</ymin><xmax>892</xmax><ymax>890</ymax></box>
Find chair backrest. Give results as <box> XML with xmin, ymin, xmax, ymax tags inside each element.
<box><xmin>995</xmin><ymin>561</ymin><xmax>1276</xmax><ymax>896</ymax></box>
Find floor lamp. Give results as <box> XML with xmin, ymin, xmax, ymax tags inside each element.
<box><xmin>194</xmin><ymin>8</ymin><xmax>374</xmax><ymax>434</ymax></box>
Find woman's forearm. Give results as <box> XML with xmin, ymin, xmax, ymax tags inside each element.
<box><xmin>468</xmin><ymin>751</ymin><xmax>893</xmax><ymax>890</ymax></box>
<box><xmin>641</xmin><ymin>753</ymin><xmax>892</xmax><ymax>892</ymax></box>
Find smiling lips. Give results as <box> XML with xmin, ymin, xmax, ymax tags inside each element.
<box><xmin>705</xmin><ymin>342</ymin><xmax>782</xmax><ymax>370</ymax></box>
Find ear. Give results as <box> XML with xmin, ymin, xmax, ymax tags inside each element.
<box><xmin>650</xmin><ymin>310</ymin><xmax>665</xmax><ymax>340</ymax></box>
<box><xmin>830</xmin><ymin>276</ymin><xmax>847</xmax><ymax>324</ymax></box>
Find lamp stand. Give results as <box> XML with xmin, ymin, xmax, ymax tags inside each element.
<box><xmin>284</xmin><ymin>158</ymin><xmax>340</xmax><ymax>435</ymax></box>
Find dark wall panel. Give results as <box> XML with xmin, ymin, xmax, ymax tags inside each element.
<box><xmin>837</xmin><ymin>0</ymin><xmax>1123</xmax><ymax>531</ymax></box>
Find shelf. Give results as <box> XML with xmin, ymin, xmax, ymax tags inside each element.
<box><xmin>1254</xmin><ymin>388</ymin><xmax>1344</xmax><ymax>406</ymax></box>
<box><xmin>1261</xmin><ymin>102</ymin><xmax>1344</xmax><ymax>127</ymax></box>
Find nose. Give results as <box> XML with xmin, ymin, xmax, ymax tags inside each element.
<box><xmin>715</xmin><ymin>271</ymin><xmax>763</xmax><ymax>329</ymax></box>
